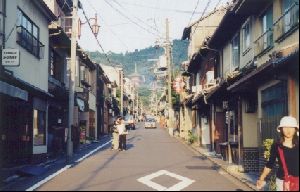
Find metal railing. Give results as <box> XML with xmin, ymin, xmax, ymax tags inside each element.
<box><xmin>273</xmin><ymin>2</ymin><xmax>299</xmax><ymax>40</ymax></box>
<box><xmin>16</xmin><ymin>26</ymin><xmax>45</xmax><ymax>59</ymax></box>
<box><xmin>254</xmin><ymin>28</ymin><xmax>274</xmax><ymax>57</ymax></box>
<box><xmin>254</xmin><ymin>3</ymin><xmax>299</xmax><ymax>57</ymax></box>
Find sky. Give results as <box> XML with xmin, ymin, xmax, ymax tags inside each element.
<box><xmin>78</xmin><ymin>0</ymin><xmax>230</xmax><ymax>53</ymax></box>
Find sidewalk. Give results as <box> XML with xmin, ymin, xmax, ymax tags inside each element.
<box><xmin>0</xmin><ymin>135</ymin><xmax>112</xmax><ymax>191</ymax></box>
<box><xmin>174</xmin><ymin>135</ymin><xmax>259</xmax><ymax>191</ymax></box>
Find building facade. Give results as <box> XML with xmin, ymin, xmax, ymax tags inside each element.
<box><xmin>0</xmin><ymin>0</ymin><xmax>57</xmax><ymax>166</ymax></box>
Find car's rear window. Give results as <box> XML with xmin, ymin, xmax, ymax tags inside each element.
<box><xmin>146</xmin><ymin>119</ymin><xmax>155</xmax><ymax>122</ymax></box>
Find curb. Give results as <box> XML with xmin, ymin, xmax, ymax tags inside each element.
<box><xmin>174</xmin><ymin>136</ymin><xmax>258</xmax><ymax>191</ymax></box>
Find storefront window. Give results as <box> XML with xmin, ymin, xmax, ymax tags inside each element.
<box><xmin>33</xmin><ymin>109</ymin><xmax>46</xmax><ymax>146</ymax></box>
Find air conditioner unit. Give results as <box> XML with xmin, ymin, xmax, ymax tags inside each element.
<box><xmin>206</xmin><ymin>71</ymin><xmax>214</xmax><ymax>84</ymax></box>
<box><xmin>63</xmin><ymin>17</ymin><xmax>72</xmax><ymax>37</ymax></box>
<box><xmin>196</xmin><ymin>85</ymin><xmax>203</xmax><ymax>93</ymax></box>
<box><xmin>192</xmin><ymin>86</ymin><xmax>197</xmax><ymax>93</ymax></box>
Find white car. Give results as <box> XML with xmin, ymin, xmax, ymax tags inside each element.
<box><xmin>145</xmin><ymin>118</ymin><xmax>156</xmax><ymax>129</ymax></box>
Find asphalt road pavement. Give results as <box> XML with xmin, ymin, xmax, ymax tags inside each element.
<box><xmin>36</xmin><ymin>122</ymin><xmax>253</xmax><ymax>191</ymax></box>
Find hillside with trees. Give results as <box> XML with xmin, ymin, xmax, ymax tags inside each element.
<box><xmin>88</xmin><ymin>39</ymin><xmax>188</xmax><ymax>107</ymax></box>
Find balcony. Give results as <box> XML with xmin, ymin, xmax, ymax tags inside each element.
<box><xmin>274</xmin><ymin>3</ymin><xmax>299</xmax><ymax>43</ymax></box>
<box><xmin>16</xmin><ymin>26</ymin><xmax>45</xmax><ymax>59</ymax></box>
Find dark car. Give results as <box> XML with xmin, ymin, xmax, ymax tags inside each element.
<box><xmin>125</xmin><ymin>115</ymin><xmax>136</xmax><ymax>130</ymax></box>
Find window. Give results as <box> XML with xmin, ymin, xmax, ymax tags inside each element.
<box><xmin>262</xmin><ymin>7</ymin><xmax>273</xmax><ymax>49</ymax></box>
<box><xmin>16</xmin><ymin>8</ymin><xmax>44</xmax><ymax>58</ymax></box>
<box><xmin>33</xmin><ymin>109</ymin><xmax>46</xmax><ymax>146</ymax></box>
<box><xmin>231</xmin><ymin>33</ymin><xmax>240</xmax><ymax>70</ymax></box>
<box><xmin>283</xmin><ymin>0</ymin><xmax>299</xmax><ymax>33</ymax></box>
<box><xmin>242</xmin><ymin>19</ymin><xmax>251</xmax><ymax>52</ymax></box>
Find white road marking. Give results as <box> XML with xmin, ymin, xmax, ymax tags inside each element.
<box><xmin>26</xmin><ymin>140</ymin><xmax>112</xmax><ymax>191</ymax></box>
<box><xmin>137</xmin><ymin>170</ymin><xmax>195</xmax><ymax>191</ymax></box>
<box><xmin>75</xmin><ymin>141</ymin><xmax>112</xmax><ymax>163</ymax></box>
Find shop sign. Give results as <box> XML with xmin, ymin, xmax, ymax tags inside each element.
<box><xmin>2</xmin><ymin>49</ymin><xmax>20</xmax><ymax>67</ymax></box>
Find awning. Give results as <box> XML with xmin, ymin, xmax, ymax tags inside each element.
<box><xmin>183</xmin><ymin>94</ymin><xmax>194</xmax><ymax>106</ymax></box>
<box><xmin>0</xmin><ymin>80</ymin><xmax>28</xmax><ymax>101</ymax></box>
<box><xmin>192</xmin><ymin>92</ymin><xmax>203</xmax><ymax>105</ymax></box>
<box><xmin>0</xmin><ymin>71</ymin><xmax>53</xmax><ymax>99</ymax></box>
<box><xmin>206</xmin><ymin>81</ymin><xmax>228</xmax><ymax>101</ymax></box>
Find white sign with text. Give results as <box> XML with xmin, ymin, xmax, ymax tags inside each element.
<box><xmin>2</xmin><ymin>49</ymin><xmax>20</xmax><ymax>67</ymax></box>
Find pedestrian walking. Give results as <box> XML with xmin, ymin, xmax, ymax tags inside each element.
<box><xmin>257</xmin><ymin>116</ymin><xmax>299</xmax><ymax>191</ymax></box>
<box><xmin>116</xmin><ymin>116</ymin><xmax>127</xmax><ymax>151</ymax></box>
<box><xmin>111</xmin><ymin>119</ymin><xmax>119</xmax><ymax>150</ymax></box>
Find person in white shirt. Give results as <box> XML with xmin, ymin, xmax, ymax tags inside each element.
<box><xmin>116</xmin><ymin>116</ymin><xmax>127</xmax><ymax>151</ymax></box>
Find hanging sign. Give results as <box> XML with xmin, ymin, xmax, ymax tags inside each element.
<box><xmin>2</xmin><ymin>49</ymin><xmax>20</xmax><ymax>67</ymax></box>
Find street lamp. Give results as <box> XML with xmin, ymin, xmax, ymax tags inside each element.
<box><xmin>79</xmin><ymin>14</ymin><xmax>100</xmax><ymax>38</ymax></box>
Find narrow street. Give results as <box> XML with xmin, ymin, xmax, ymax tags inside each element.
<box><xmin>36</xmin><ymin>123</ymin><xmax>252</xmax><ymax>191</ymax></box>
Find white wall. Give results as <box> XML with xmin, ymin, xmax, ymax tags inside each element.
<box><xmin>4</xmin><ymin>0</ymin><xmax>50</xmax><ymax>92</ymax></box>
<box><xmin>101</xmin><ymin>64</ymin><xmax>122</xmax><ymax>87</ymax></box>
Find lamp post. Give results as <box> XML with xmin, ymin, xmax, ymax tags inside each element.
<box><xmin>79</xmin><ymin>14</ymin><xmax>100</xmax><ymax>38</ymax></box>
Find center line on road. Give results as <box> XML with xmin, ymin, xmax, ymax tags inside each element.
<box><xmin>26</xmin><ymin>140</ymin><xmax>112</xmax><ymax>191</ymax></box>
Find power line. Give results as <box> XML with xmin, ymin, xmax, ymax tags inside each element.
<box><xmin>84</xmin><ymin>0</ymin><xmax>130</xmax><ymax>50</ymax></box>
<box><xmin>115</xmin><ymin>1</ymin><xmax>205</xmax><ymax>14</ymax></box>
<box><xmin>81</xmin><ymin>3</ymin><xmax>113</xmax><ymax>65</ymax></box>
<box><xmin>103</xmin><ymin>0</ymin><xmax>161</xmax><ymax>38</ymax></box>
<box><xmin>215</xmin><ymin>0</ymin><xmax>223</xmax><ymax>9</ymax></box>
<box><xmin>190</xmin><ymin>0</ymin><xmax>212</xmax><ymax>37</ymax></box>
<box><xmin>111</xmin><ymin>0</ymin><xmax>161</xmax><ymax>36</ymax></box>
<box><xmin>188</xmin><ymin>0</ymin><xmax>200</xmax><ymax>25</ymax></box>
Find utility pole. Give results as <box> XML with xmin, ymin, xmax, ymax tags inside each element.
<box><xmin>120</xmin><ymin>69</ymin><xmax>124</xmax><ymax>116</ymax></box>
<box><xmin>67</xmin><ymin>0</ymin><xmax>78</xmax><ymax>163</ymax></box>
<box><xmin>165</xmin><ymin>18</ymin><xmax>173</xmax><ymax>130</ymax></box>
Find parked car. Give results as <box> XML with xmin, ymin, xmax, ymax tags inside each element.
<box><xmin>125</xmin><ymin>115</ymin><xmax>135</xmax><ymax>130</ymax></box>
<box><xmin>145</xmin><ymin>118</ymin><xmax>156</xmax><ymax>129</ymax></box>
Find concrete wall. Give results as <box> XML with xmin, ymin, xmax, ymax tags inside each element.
<box><xmin>101</xmin><ymin>64</ymin><xmax>122</xmax><ymax>87</ymax></box>
<box><xmin>5</xmin><ymin>0</ymin><xmax>50</xmax><ymax>92</ymax></box>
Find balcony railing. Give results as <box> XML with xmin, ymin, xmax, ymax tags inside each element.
<box><xmin>274</xmin><ymin>2</ymin><xmax>299</xmax><ymax>42</ymax></box>
<box><xmin>254</xmin><ymin>3</ymin><xmax>299</xmax><ymax>57</ymax></box>
<box><xmin>16</xmin><ymin>26</ymin><xmax>45</xmax><ymax>59</ymax></box>
<box><xmin>254</xmin><ymin>28</ymin><xmax>274</xmax><ymax>57</ymax></box>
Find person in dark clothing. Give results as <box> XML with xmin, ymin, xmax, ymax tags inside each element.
<box><xmin>257</xmin><ymin>116</ymin><xmax>299</xmax><ymax>191</ymax></box>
